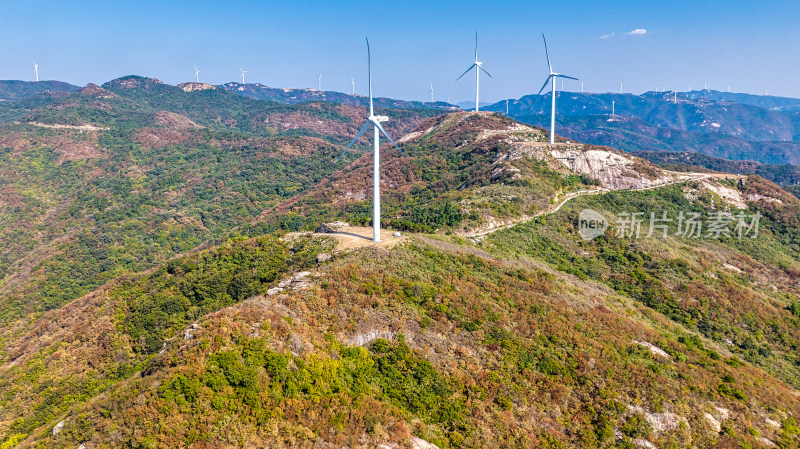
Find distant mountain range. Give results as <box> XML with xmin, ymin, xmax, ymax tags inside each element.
<box><xmin>4</xmin><ymin>78</ymin><xmax>800</xmax><ymax>169</ymax></box>
<box><xmin>0</xmin><ymin>79</ymin><xmax>457</xmax><ymax>112</ymax></box>
<box><xmin>484</xmin><ymin>90</ymin><xmax>800</xmax><ymax>167</ymax></box>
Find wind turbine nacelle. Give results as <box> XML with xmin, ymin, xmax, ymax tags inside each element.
<box><xmin>375</xmin><ymin>115</ymin><xmax>389</xmax><ymax>123</ymax></box>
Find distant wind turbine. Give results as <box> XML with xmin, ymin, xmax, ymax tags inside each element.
<box><xmin>316</xmin><ymin>74</ymin><xmax>322</xmax><ymax>91</ymax></box>
<box><xmin>619</xmin><ymin>82</ymin><xmax>623</xmax><ymax>93</ymax></box>
<box><xmin>428</xmin><ymin>83</ymin><xmax>434</xmax><ymax>102</ymax></box>
<box><xmin>456</xmin><ymin>32</ymin><xmax>491</xmax><ymax>112</ymax></box>
<box><xmin>727</xmin><ymin>85</ymin><xmax>731</xmax><ymax>93</ymax></box>
<box><xmin>506</xmin><ymin>99</ymin><xmax>509</xmax><ymax>114</ymax></box>
<box><xmin>612</xmin><ymin>100</ymin><xmax>615</xmax><ymax>116</ymax></box>
<box><xmin>530</xmin><ymin>34</ymin><xmax>578</xmax><ymax>144</ymax></box>
<box><xmin>335</xmin><ymin>38</ymin><xmax>405</xmax><ymax>243</ymax></box>
<box><xmin>239</xmin><ymin>67</ymin><xmax>247</xmax><ymax>84</ymax></box>
<box><xmin>704</xmin><ymin>81</ymin><xmax>707</xmax><ymax>90</ymax></box>
<box><xmin>193</xmin><ymin>66</ymin><xmax>201</xmax><ymax>83</ymax></box>
<box><xmin>581</xmin><ymin>81</ymin><xmax>584</xmax><ymax>93</ymax></box>
<box><xmin>351</xmin><ymin>76</ymin><xmax>355</xmax><ymax>95</ymax></box>
<box><xmin>33</xmin><ymin>61</ymin><xmax>39</xmax><ymax>82</ymax></box>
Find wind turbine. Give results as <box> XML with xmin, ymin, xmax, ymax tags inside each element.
<box><xmin>456</xmin><ymin>32</ymin><xmax>491</xmax><ymax>112</ymax></box>
<box><xmin>531</xmin><ymin>34</ymin><xmax>578</xmax><ymax>144</ymax></box>
<box><xmin>428</xmin><ymin>83</ymin><xmax>434</xmax><ymax>102</ymax></box>
<box><xmin>506</xmin><ymin>99</ymin><xmax>509</xmax><ymax>114</ymax></box>
<box><xmin>239</xmin><ymin>67</ymin><xmax>247</xmax><ymax>84</ymax></box>
<box><xmin>193</xmin><ymin>66</ymin><xmax>201</xmax><ymax>82</ymax></box>
<box><xmin>335</xmin><ymin>38</ymin><xmax>405</xmax><ymax>243</ymax></box>
<box><xmin>619</xmin><ymin>82</ymin><xmax>623</xmax><ymax>93</ymax></box>
<box><xmin>316</xmin><ymin>74</ymin><xmax>322</xmax><ymax>91</ymax></box>
<box><xmin>33</xmin><ymin>61</ymin><xmax>39</xmax><ymax>82</ymax></box>
<box><xmin>351</xmin><ymin>77</ymin><xmax>356</xmax><ymax>95</ymax></box>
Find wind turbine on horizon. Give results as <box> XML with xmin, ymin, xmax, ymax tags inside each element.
<box><xmin>239</xmin><ymin>67</ymin><xmax>248</xmax><ymax>84</ymax></box>
<box><xmin>335</xmin><ymin>38</ymin><xmax>405</xmax><ymax>243</ymax></box>
<box><xmin>428</xmin><ymin>83</ymin><xmax>434</xmax><ymax>102</ymax></box>
<box><xmin>316</xmin><ymin>74</ymin><xmax>322</xmax><ymax>91</ymax></box>
<box><xmin>456</xmin><ymin>32</ymin><xmax>491</xmax><ymax>112</ymax></box>
<box><xmin>531</xmin><ymin>34</ymin><xmax>578</xmax><ymax>144</ymax></box>
<box><xmin>33</xmin><ymin>61</ymin><xmax>39</xmax><ymax>82</ymax></box>
<box><xmin>351</xmin><ymin>76</ymin><xmax>356</xmax><ymax>95</ymax></box>
<box><xmin>193</xmin><ymin>66</ymin><xmax>201</xmax><ymax>83</ymax></box>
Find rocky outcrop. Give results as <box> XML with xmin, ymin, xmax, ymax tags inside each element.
<box><xmin>316</xmin><ymin>221</ymin><xmax>351</xmax><ymax>233</ymax></box>
<box><xmin>177</xmin><ymin>82</ymin><xmax>216</xmax><ymax>92</ymax></box>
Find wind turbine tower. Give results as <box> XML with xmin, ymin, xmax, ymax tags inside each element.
<box><xmin>619</xmin><ymin>82</ymin><xmax>623</xmax><ymax>93</ymax></box>
<box><xmin>506</xmin><ymin>99</ymin><xmax>509</xmax><ymax>114</ymax></box>
<box><xmin>335</xmin><ymin>38</ymin><xmax>405</xmax><ymax>243</ymax></box>
<box><xmin>193</xmin><ymin>66</ymin><xmax>201</xmax><ymax>83</ymax></box>
<box><xmin>239</xmin><ymin>67</ymin><xmax>248</xmax><ymax>84</ymax></box>
<box><xmin>317</xmin><ymin>74</ymin><xmax>322</xmax><ymax>91</ymax></box>
<box><xmin>428</xmin><ymin>83</ymin><xmax>434</xmax><ymax>102</ymax></box>
<box><xmin>456</xmin><ymin>32</ymin><xmax>492</xmax><ymax>112</ymax></box>
<box><xmin>532</xmin><ymin>34</ymin><xmax>578</xmax><ymax>144</ymax></box>
<box><xmin>33</xmin><ymin>62</ymin><xmax>39</xmax><ymax>82</ymax></box>
<box><xmin>351</xmin><ymin>77</ymin><xmax>355</xmax><ymax>95</ymax></box>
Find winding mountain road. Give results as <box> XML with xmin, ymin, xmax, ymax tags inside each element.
<box><xmin>462</xmin><ymin>171</ymin><xmax>719</xmax><ymax>239</ymax></box>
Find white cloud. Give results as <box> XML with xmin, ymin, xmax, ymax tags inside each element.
<box><xmin>625</xmin><ymin>28</ymin><xmax>647</xmax><ymax>36</ymax></box>
<box><xmin>599</xmin><ymin>33</ymin><xmax>616</xmax><ymax>39</ymax></box>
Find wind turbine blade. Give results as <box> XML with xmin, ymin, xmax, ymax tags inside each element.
<box><xmin>474</xmin><ymin>31</ymin><xmax>478</xmax><ymax>62</ymax></box>
<box><xmin>542</xmin><ymin>34</ymin><xmax>552</xmax><ymax>73</ymax></box>
<box><xmin>366</xmin><ymin>37</ymin><xmax>373</xmax><ymax>115</ymax></box>
<box><xmin>555</xmin><ymin>74</ymin><xmax>579</xmax><ymax>81</ymax></box>
<box><xmin>335</xmin><ymin>121</ymin><xmax>371</xmax><ymax>162</ymax></box>
<box><xmin>373</xmin><ymin>120</ymin><xmax>405</xmax><ymax>157</ymax></box>
<box><xmin>528</xmin><ymin>76</ymin><xmax>553</xmax><ymax>111</ymax></box>
<box><xmin>455</xmin><ymin>64</ymin><xmax>476</xmax><ymax>81</ymax></box>
<box><xmin>479</xmin><ymin>65</ymin><xmax>492</xmax><ymax>78</ymax></box>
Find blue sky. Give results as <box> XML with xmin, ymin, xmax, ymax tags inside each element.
<box><xmin>1</xmin><ymin>0</ymin><xmax>799</xmax><ymax>103</ymax></box>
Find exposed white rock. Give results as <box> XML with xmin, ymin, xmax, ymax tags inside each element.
<box><xmin>410</xmin><ymin>436</ymin><xmax>440</xmax><ymax>449</ymax></box>
<box><xmin>316</xmin><ymin>221</ymin><xmax>351</xmax><ymax>233</ymax></box>
<box><xmin>267</xmin><ymin>287</ymin><xmax>284</xmax><ymax>296</ymax></box>
<box><xmin>704</xmin><ymin>413</ymin><xmax>721</xmax><ymax>433</ymax></box>
<box><xmin>633</xmin><ymin>340</ymin><xmax>672</xmax><ymax>359</ymax></box>
<box><xmin>766</xmin><ymin>418</ymin><xmax>781</xmax><ymax>428</ymax></box>
<box><xmin>550</xmin><ymin>146</ymin><xmax>672</xmax><ymax>190</ymax></box>
<box><xmin>53</xmin><ymin>420</ymin><xmax>65</xmax><ymax>435</ymax></box>
<box><xmin>348</xmin><ymin>330</ymin><xmax>396</xmax><ymax>347</ymax></box>
<box><xmin>756</xmin><ymin>437</ymin><xmax>776</xmax><ymax>447</ymax></box>
<box><xmin>713</xmin><ymin>406</ymin><xmax>730</xmax><ymax>421</ymax></box>
<box><xmin>700</xmin><ymin>181</ymin><xmax>746</xmax><ymax>209</ymax></box>
<box><xmin>628</xmin><ymin>405</ymin><xmax>688</xmax><ymax>433</ymax></box>
<box><xmin>632</xmin><ymin>438</ymin><xmax>657</xmax><ymax>449</ymax></box>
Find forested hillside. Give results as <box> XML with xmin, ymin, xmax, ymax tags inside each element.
<box><xmin>1</xmin><ymin>85</ymin><xmax>800</xmax><ymax>448</ymax></box>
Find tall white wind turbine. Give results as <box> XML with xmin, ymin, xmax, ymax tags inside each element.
<box><xmin>351</xmin><ymin>76</ymin><xmax>355</xmax><ymax>95</ymax></box>
<box><xmin>456</xmin><ymin>32</ymin><xmax>491</xmax><ymax>112</ymax></box>
<box><xmin>194</xmin><ymin>66</ymin><xmax>201</xmax><ymax>82</ymax></box>
<box><xmin>335</xmin><ymin>38</ymin><xmax>405</xmax><ymax>243</ymax></box>
<box><xmin>428</xmin><ymin>83</ymin><xmax>434</xmax><ymax>102</ymax></box>
<box><xmin>33</xmin><ymin>61</ymin><xmax>39</xmax><ymax>82</ymax></box>
<box><xmin>316</xmin><ymin>74</ymin><xmax>322</xmax><ymax>91</ymax></box>
<box><xmin>531</xmin><ymin>34</ymin><xmax>578</xmax><ymax>144</ymax></box>
<box><xmin>239</xmin><ymin>67</ymin><xmax>248</xmax><ymax>84</ymax></box>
